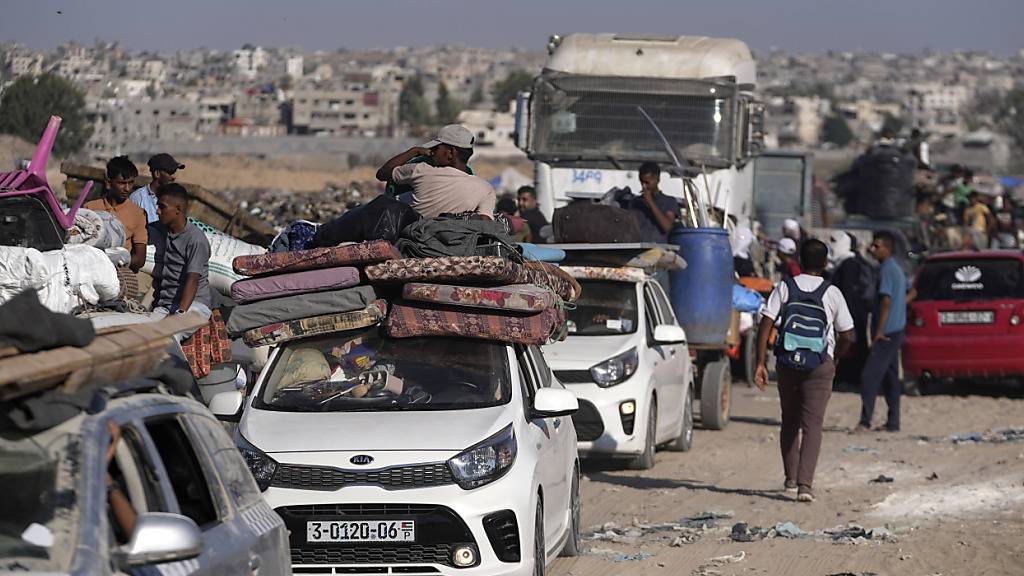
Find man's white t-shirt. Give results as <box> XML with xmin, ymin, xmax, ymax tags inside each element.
<box><xmin>761</xmin><ymin>274</ymin><xmax>855</xmax><ymax>358</ymax></box>
<box><xmin>391</xmin><ymin>163</ymin><xmax>497</xmax><ymax>219</ymax></box>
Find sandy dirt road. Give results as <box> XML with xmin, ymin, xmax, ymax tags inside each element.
<box><xmin>549</xmin><ymin>383</ymin><xmax>1024</xmax><ymax>576</ymax></box>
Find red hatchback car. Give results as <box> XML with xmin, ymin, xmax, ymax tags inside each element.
<box><xmin>903</xmin><ymin>251</ymin><xmax>1024</xmax><ymax>390</ymax></box>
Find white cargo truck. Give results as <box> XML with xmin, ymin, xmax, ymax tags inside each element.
<box><xmin>515</xmin><ymin>33</ymin><xmax>765</xmax><ymax>226</ymax></box>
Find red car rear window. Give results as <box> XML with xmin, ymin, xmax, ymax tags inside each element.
<box><xmin>916</xmin><ymin>258</ymin><xmax>1024</xmax><ymax>301</ymax></box>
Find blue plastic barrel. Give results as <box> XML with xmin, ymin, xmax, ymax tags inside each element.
<box><xmin>668</xmin><ymin>227</ymin><xmax>734</xmax><ymax>345</ymax></box>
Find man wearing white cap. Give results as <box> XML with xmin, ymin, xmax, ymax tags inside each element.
<box><xmin>376</xmin><ymin>124</ymin><xmax>496</xmax><ymax>219</ymax></box>
<box><xmin>778</xmin><ymin>237</ymin><xmax>801</xmax><ymax>279</ymax></box>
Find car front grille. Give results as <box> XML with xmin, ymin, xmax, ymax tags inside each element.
<box><xmin>277</xmin><ymin>503</ymin><xmax>475</xmax><ymax>568</ymax></box>
<box><xmin>571</xmin><ymin>399</ymin><xmax>605</xmax><ymax>441</ymax></box>
<box><xmin>289</xmin><ymin>544</ymin><xmax>452</xmax><ymax>566</ymax></box>
<box><xmin>272</xmin><ymin>463</ymin><xmax>455</xmax><ymax>491</ymax></box>
<box><xmin>554</xmin><ymin>369</ymin><xmax>594</xmax><ymax>384</ymax></box>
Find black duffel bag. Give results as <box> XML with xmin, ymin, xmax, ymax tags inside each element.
<box><xmin>309</xmin><ymin>195</ymin><xmax>421</xmax><ymax>248</ymax></box>
<box><xmin>552</xmin><ymin>201</ymin><xmax>641</xmax><ymax>243</ymax></box>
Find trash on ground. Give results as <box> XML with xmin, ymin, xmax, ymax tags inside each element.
<box><xmin>613</xmin><ymin>551</ymin><xmax>654</xmax><ymax>562</ymax></box>
<box><xmin>870</xmin><ymin>474</ymin><xmax>895</xmax><ymax>483</ymax></box>
<box><xmin>773</xmin><ymin>521</ymin><xmax>808</xmax><ymax>538</ymax></box>
<box><xmin>844</xmin><ymin>445</ymin><xmax>880</xmax><ymax>454</ymax></box>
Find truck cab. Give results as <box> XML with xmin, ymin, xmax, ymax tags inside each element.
<box><xmin>516</xmin><ymin>33</ymin><xmax>765</xmax><ymax>225</ymax></box>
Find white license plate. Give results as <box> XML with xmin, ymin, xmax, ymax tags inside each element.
<box><xmin>306</xmin><ymin>520</ymin><xmax>415</xmax><ymax>543</ymax></box>
<box><xmin>940</xmin><ymin>311</ymin><xmax>995</xmax><ymax>325</ymax></box>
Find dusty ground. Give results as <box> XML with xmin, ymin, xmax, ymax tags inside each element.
<box><xmin>550</xmin><ymin>383</ymin><xmax>1024</xmax><ymax>576</ymax></box>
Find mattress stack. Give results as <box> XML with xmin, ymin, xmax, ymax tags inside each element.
<box><xmin>227</xmin><ymin>239</ymin><xmax>581</xmax><ymax>348</ymax></box>
<box><xmin>226</xmin><ymin>240</ymin><xmax>398</xmax><ymax>346</ymax></box>
<box><xmin>366</xmin><ymin>255</ymin><xmax>580</xmax><ymax>346</ymax></box>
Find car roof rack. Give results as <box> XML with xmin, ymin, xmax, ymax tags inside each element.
<box><xmin>545</xmin><ymin>242</ymin><xmax>679</xmax><ymax>270</ymax></box>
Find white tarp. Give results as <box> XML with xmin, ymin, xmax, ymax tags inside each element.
<box><xmin>0</xmin><ymin>244</ymin><xmax>121</xmax><ymax>313</ymax></box>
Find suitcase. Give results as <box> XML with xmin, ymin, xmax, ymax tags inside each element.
<box><xmin>552</xmin><ymin>202</ymin><xmax>641</xmax><ymax>243</ymax></box>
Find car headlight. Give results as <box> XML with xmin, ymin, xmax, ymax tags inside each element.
<box><xmin>447</xmin><ymin>424</ymin><xmax>517</xmax><ymax>490</ymax></box>
<box><xmin>235</xmin><ymin>432</ymin><xmax>278</xmax><ymax>492</ymax></box>
<box><xmin>590</xmin><ymin>347</ymin><xmax>639</xmax><ymax>387</ymax></box>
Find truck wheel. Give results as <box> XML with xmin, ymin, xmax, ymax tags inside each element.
<box><xmin>700</xmin><ymin>360</ymin><xmax>731</xmax><ymax>430</ymax></box>
<box><xmin>668</xmin><ymin>384</ymin><xmax>694</xmax><ymax>452</ymax></box>
<box><xmin>628</xmin><ymin>401</ymin><xmax>657</xmax><ymax>470</ymax></box>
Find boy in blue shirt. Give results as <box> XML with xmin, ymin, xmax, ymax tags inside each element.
<box><xmin>856</xmin><ymin>231</ymin><xmax>907</xmax><ymax>432</ymax></box>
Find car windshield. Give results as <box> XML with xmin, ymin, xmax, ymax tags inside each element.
<box><xmin>915</xmin><ymin>258</ymin><xmax>1024</xmax><ymax>301</ymax></box>
<box><xmin>566</xmin><ymin>280</ymin><xmax>639</xmax><ymax>336</ymax></box>
<box><xmin>0</xmin><ymin>428</ymin><xmax>78</xmax><ymax>572</ymax></box>
<box><xmin>255</xmin><ymin>327</ymin><xmax>512</xmax><ymax>412</ymax></box>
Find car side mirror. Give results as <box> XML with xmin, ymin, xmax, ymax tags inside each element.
<box><xmin>210</xmin><ymin>390</ymin><xmax>244</xmax><ymax>422</ymax></box>
<box><xmin>653</xmin><ymin>324</ymin><xmax>687</xmax><ymax>344</ymax></box>
<box><xmin>113</xmin><ymin>513</ymin><xmax>202</xmax><ymax>568</ymax></box>
<box><xmin>531</xmin><ymin>387</ymin><xmax>579</xmax><ymax>418</ymax></box>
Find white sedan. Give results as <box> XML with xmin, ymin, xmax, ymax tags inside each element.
<box><xmin>213</xmin><ymin>329</ymin><xmax>581</xmax><ymax>576</ymax></box>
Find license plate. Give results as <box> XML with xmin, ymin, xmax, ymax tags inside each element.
<box><xmin>306</xmin><ymin>520</ymin><xmax>415</xmax><ymax>543</ymax></box>
<box><xmin>940</xmin><ymin>311</ymin><xmax>994</xmax><ymax>325</ymax></box>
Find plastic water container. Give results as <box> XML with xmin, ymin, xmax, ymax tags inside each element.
<box><xmin>668</xmin><ymin>227</ymin><xmax>734</xmax><ymax>345</ymax></box>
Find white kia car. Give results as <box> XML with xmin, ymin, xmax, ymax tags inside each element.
<box><xmin>543</xmin><ymin>269</ymin><xmax>694</xmax><ymax>469</ymax></box>
<box><xmin>212</xmin><ymin>329</ymin><xmax>581</xmax><ymax>576</ymax></box>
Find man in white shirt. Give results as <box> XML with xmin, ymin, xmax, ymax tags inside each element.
<box><xmin>754</xmin><ymin>238</ymin><xmax>855</xmax><ymax>503</ymax></box>
<box><xmin>375</xmin><ymin>125</ymin><xmax>496</xmax><ymax>219</ymax></box>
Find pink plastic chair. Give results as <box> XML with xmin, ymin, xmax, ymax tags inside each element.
<box><xmin>0</xmin><ymin>116</ymin><xmax>94</xmax><ymax>229</ymax></box>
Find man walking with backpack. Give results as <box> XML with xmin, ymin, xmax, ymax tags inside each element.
<box><xmin>755</xmin><ymin>239</ymin><xmax>855</xmax><ymax>502</ymax></box>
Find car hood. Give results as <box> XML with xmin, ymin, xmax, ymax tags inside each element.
<box><xmin>543</xmin><ymin>334</ymin><xmax>636</xmax><ymax>366</ymax></box>
<box><xmin>240</xmin><ymin>404</ymin><xmax>514</xmax><ymax>453</ymax></box>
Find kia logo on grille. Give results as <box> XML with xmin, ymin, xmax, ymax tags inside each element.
<box><xmin>350</xmin><ymin>455</ymin><xmax>374</xmax><ymax>466</ymax></box>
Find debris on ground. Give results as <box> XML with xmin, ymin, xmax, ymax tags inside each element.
<box><xmin>870</xmin><ymin>474</ymin><xmax>895</xmax><ymax>483</ymax></box>
<box><xmin>915</xmin><ymin>427</ymin><xmax>1024</xmax><ymax>445</ymax></box>
<box><xmin>691</xmin><ymin>551</ymin><xmax>746</xmax><ymax>576</ymax></box>
<box><xmin>844</xmin><ymin>445</ymin><xmax>881</xmax><ymax>454</ymax></box>
<box><xmin>773</xmin><ymin>521</ymin><xmax>808</xmax><ymax>538</ymax></box>
<box><xmin>927</xmin><ymin>472</ymin><xmax>939</xmax><ymax>480</ymax></box>
<box><xmin>824</xmin><ymin>524</ymin><xmax>899</xmax><ymax>545</ymax></box>
<box><xmin>589</xmin><ymin>517</ymin><xmax>717</xmax><ymax>547</ymax></box>
<box><xmin>730</xmin><ymin>522</ymin><xmax>768</xmax><ymax>542</ymax></box>
<box><xmin>613</xmin><ymin>551</ymin><xmax>655</xmax><ymax>562</ymax></box>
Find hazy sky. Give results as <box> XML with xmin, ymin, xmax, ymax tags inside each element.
<box><xmin>1</xmin><ymin>0</ymin><xmax>1021</xmax><ymax>55</ymax></box>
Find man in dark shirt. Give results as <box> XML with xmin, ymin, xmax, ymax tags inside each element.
<box><xmin>629</xmin><ymin>162</ymin><xmax>678</xmax><ymax>243</ymax></box>
<box><xmin>149</xmin><ymin>183</ymin><xmax>212</xmax><ymax>328</ymax></box>
<box><xmin>517</xmin><ymin>186</ymin><xmax>549</xmax><ymax>243</ymax></box>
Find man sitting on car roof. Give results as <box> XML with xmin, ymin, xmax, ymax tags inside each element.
<box><xmin>375</xmin><ymin>124</ymin><xmax>496</xmax><ymax>219</ymax></box>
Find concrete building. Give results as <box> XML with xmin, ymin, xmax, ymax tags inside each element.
<box><xmin>8</xmin><ymin>53</ymin><xmax>44</xmax><ymax>77</ymax></box>
<box><xmin>233</xmin><ymin>46</ymin><xmax>269</xmax><ymax>80</ymax></box>
<box><xmin>290</xmin><ymin>71</ymin><xmax>402</xmax><ymax>137</ymax></box>
<box><xmin>286</xmin><ymin>56</ymin><xmax>304</xmax><ymax>79</ymax></box>
<box><xmin>114</xmin><ymin>98</ymin><xmax>200</xmax><ymax>142</ymax></box>
<box><xmin>772</xmin><ymin>96</ymin><xmax>829</xmax><ymax>147</ymax></box>
<box><xmin>457</xmin><ymin>108</ymin><xmax>524</xmax><ymax>158</ymax></box>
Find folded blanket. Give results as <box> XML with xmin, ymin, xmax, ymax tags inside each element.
<box><xmin>242</xmin><ymin>300</ymin><xmax>388</xmax><ymax>347</ymax></box>
<box><xmin>233</xmin><ymin>240</ymin><xmax>400</xmax><ymax>276</ymax></box>
<box><xmin>226</xmin><ymin>285</ymin><xmax>377</xmax><ymax>337</ymax></box>
<box><xmin>231</xmin><ymin>267</ymin><xmax>361</xmax><ymax>304</ymax></box>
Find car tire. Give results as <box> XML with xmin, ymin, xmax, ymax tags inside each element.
<box><xmin>559</xmin><ymin>464</ymin><xmax>582</xmax><ymax>557</ymax></box>
<box><xmin>628</xmin><ymin>401</ymin><xmax>657</xmax><ymax>470</ymax></box>
<box><xmin>700</xmin><ymin>359</ymin><xmax>731</xmax><ymax>430</ymax></box>
<box><xmin>743</xmin><ymin>328</ymin><xmax>758</xmax><ymax>387</ymax></box>
<box><xmin>668</xmin><ymin>384</ymin><xmax>694</xmax><ymax>452</ymax></box>
<box><xmin>533</xmin><ymin>499</ymin><xmax>545</xmax><ymax>576</ymax></box>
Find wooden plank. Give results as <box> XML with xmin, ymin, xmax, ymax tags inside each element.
<box><xmin>60</xmin><ymin>162</ymin><xmax>277</xmax><ymax>242</ymax></box>
<box><xmin>0</xmin><ymin>313</ymin><xmax>206</xmax><ymax>401</ymax></box>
